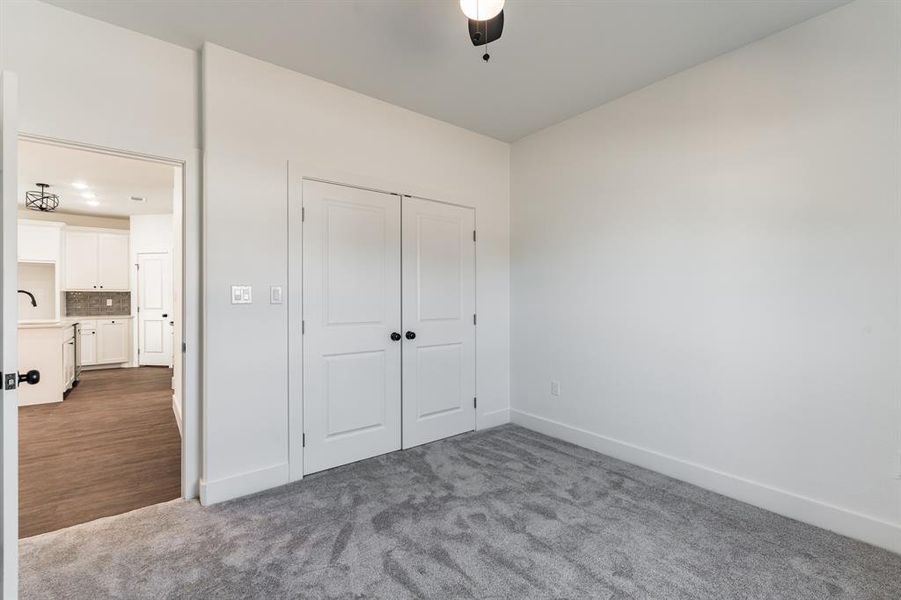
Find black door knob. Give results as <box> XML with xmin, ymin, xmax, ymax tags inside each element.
<box><xmin>390</xmin><ymin>332</ymin><xmax>401</xmax><ymax>341</ymax></box>
<box><xmin>405</xmin><ymin>331</ymin><xmax>416</xmax><ymax>340</ymax></box>
<box><xmin>18</xmin><ymin>370</ymin><xmax>40</xmax><ymax>386</ymax></box>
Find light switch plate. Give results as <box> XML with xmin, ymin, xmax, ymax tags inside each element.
<box><xmin>231</xmin><ymin>285</ymin><xmax>252</xmax><ymax>304</ymax></box>
<box><xmin>550</xmin><ymin>380</ymin><xmax>561</xmax><ymax>397</ymax></box>
<box><xmin>270</xmin><ymin>286</ymin><xmax>283</xmax><ymax>304</ymax></box>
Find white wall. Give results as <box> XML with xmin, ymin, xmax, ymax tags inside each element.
<box><xmin>511</xmin><ymin>0</ymin><xmax>901</xmax><ymax>553</ymax></box>
<box><xmin>202</xmin><ymin>43</ymin><xmax>510</xmax><ymax>502</ymax></box>
<box><xmin>130</xmin><ymin>214</ymin><xmax>174</xmax><ymax>255</ymax></box>
<box><xmin>1</xmin><ymin>0</ymin><xmax>202</xmax><ymax>499</ymax></box>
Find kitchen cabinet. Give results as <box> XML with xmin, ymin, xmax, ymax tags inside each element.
<box><xmin>79</xmin><ymin>323</ymin><xmax>97</xmax><ymax>365</ymax></box>
<box><xmin>63</xmin><ymin>333</ymin><xmax>76</xmax><ymax>390</ymax></box>
<box><xmin>64</xmin><ymin>228</ymin><xmax>130</xmax><ymax>290</ymax></box>
<box><xmin>95</xmin><ymin>318</ymin><xmax>130</xmax><ymax>364</ymax></box>
<box><xmin>17</xmin><ymin>323</ymin><xmax>71</xmax><ymax>406</ymax></box>
<box><xmin>97</xmin><ymin>233</ymin><xmax>130</xmax><ymax>289</ymax></box>
<box><xmin>18</xmin><ymin>220</ymin><xmax>63</xmax><ymax>262</ymax></box>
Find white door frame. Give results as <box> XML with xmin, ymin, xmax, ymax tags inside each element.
<box><xmin>13</xmin><ymin>133</ymin><xmax>201</xmax><ymax>505</ymax></box>
<box><xmin>287</xmin><ymin>166</ymin><xmax>479</xmax><ymax>483</ymax></box>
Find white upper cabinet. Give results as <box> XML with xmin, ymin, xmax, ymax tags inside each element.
<box><xmin>18</xmin><ymin>221</ymin><xmax>63</xmax><ymax>263</ymax></box>
<box><xmin>65</xmin><ymin>230</ymin><xmax>99</xmax><ymax>289</ymax></box>
<box><xmin>97</xmin><ymin>233</ymin><xmax>130</xmax><ymax>290</ymax></box>
<box><xmin>64</xmin><ymin>228</ymin><xmax>130</xmax><ymax>290</ymax></box>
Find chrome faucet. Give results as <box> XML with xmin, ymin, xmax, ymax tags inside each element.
<box><xmin>18</xmin><ymin>290</ymin><xmax>37</xmax><ymax>307</ymax></box>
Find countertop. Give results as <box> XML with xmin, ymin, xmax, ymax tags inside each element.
<box><xmin>19</xmin><ymin>316</ymin><xmax>133</xmax><ymax>329</ymax></box>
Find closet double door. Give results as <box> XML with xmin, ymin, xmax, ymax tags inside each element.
<box><xmin>302</xmin><ymin>180</ymin><xmax>475</xmax><ymax>474</ymax></box>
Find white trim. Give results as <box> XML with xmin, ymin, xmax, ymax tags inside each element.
<box><xmin>479</xmin><ymin>407</ymin><xmax>510</xmax><ymax>430</ymax></box>
<box><xmin>199</xmin><ymin>462</ymin><xmax>289</xmax><ymax>506</ymax></box>
<box><xmin>172</xmin><ymin>392</ymin><xmax>182</xmax><ymax>437</ymax></box>
<box><xmin>510</xmin><ymin>408</ymin><xmax>901</xmax><ymax>555</ymax></box>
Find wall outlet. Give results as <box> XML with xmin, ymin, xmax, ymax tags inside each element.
<box><xmin>550</xmin><ymin>380</ymin><xmax>561</xmax><ymax>397</ymax></box>
<box><xmin>105</xmin><ymin>298</ymin><xmax>113</xmax><ymax>306</ymax></box>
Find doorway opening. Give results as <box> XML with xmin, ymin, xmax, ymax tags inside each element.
<box><xmin>15</xmin><ymin>138</ymin><xmax>185</xmax><ymax>538</ymax></box>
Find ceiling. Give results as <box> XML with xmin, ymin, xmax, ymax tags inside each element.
<box><xmin>18</xmin><ymin>140</ymin><xmax>175</xmax><ymax>217</ymax></box>
<box><xmin>45</xmin><ymin>0</ymin><xmax>848</xmax><ymax>142</ymax></box>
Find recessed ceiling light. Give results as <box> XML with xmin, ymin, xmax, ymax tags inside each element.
<box><xmin>80</xmin><ymin>191</ymin><xmax>95</xmax><ymax>199</ymax></box>
<box><xmin>130</xmin><ymin>196</ymin><xmax>146</xmax><ymax>203</ymax></box>
<box><xmin>85</xmin><ymin>199</ymin><xmax>100</xmax><ymax>207</ymax></box>
<box><xmin>72</xmin><ymin>181</ymin><xmax>88</xmax><ymax>190</ymax></box>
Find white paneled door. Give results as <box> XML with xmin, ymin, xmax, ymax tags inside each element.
<box><xmin>302</xmin><ymin>180</ymin><xmax>402</xmax><ymax>474</ymax></box>
<box><xmin>401</xmin><ymin>197</ymin><xmax>476</xmax><ymax>448</ymax></box>
<box><xmin>138</xmin><ymin>252</ymin><xmax>173</xmax><ymax>366</ymax></box>
<box><xmin>0</xmin><ymin>71</ymin><xmax>18</xmax><ymax>597</ymax></box>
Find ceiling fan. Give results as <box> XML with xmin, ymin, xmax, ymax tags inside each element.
<box><xmin>459</xmin><ymin>0</ymin><xmax>505</xmax><ymax>62</ymax></box>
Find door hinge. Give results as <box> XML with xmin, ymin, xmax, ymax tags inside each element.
<box><xmin>473</xmin><ymin>314</ymin><xmax>477</xmax><ymax>326</ymax></box>
<box><xmin>4</xmin><ymin>373</ymin><xmax>16</xmax><ymax>391</ymax></box>
<box><xmin>473</xmin><ymin>230</ymin><xmax>476</xmax><ymax>242</ymax></box>
<box><xmin>473</xmin><ymin>397</ymin><xmax>477</xmax><ymax>409</ymax></box>
<box><xmin>302</xmin><ymin>207</ymin><xmax>305</xmax><ymax>222</ymax></box>
<box><xmin>302</xmin><ymin>320</ymin><xmax>305</xmax><ymax>334</ymax></box>
<box><xmin>302</xmin><ymin>433</ymin><xmax>306</xmax><ymax>448</ymax></box>
<box><xmin>182</xmin><ymin>342</ymin><xmax>187</xmax><ymax>353</ymax></box>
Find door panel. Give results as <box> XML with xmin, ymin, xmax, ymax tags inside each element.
<box><xmin>303</xmin><ymin>180</ymin><xmax>401</xmax><ymax>474</ymax></box>
<box><xmin>402</xmin><ymin>197</ymin><xmax>475</xmax><ymax>448</ymax></box>
<box><xmin>138</xmin><ymin>252</ymin><xmax>172</xmax><ymax>366</ymax></box>
<box><xmin>0</xmin><ymin>71</ymin><xmax>17</xmax><ymax>596</ymax></box>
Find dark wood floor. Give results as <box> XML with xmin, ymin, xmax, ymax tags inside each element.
<box><xmin>19</xmin><ymin>367</ymin><xmax>181</xmax><ymax>538</ymax></box>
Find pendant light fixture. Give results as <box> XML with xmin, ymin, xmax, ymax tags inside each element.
<box><xmin>25</xmin><ymin>183</ymin><xmax>60</xmax><ymax>212</ymax></box>
<box><xmin>460</xmin><ymin>0</ymin><xmax>505</xmax><ymax>62</ymax></box>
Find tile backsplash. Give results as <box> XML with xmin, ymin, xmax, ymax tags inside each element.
<box><xmin>65</xmin><ymin>291</ymin><xmax>131</xmax><ymax>316</ymax></box>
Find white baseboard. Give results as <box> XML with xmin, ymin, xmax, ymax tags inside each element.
<box><xmin>479</xmin><ymin>407</ymin><xmax>511</xmax><ymax>430</ymax></box>
<box><xmin>171</xmin><ymin>393</ymin><xmax>182</xmax><ymax>438</ymax></box>
<box><xmin>200</xmin><ymin>462</ymin><xmax>290</xmax><ymax>506</ymax></box>
<box><xmin>511</xmin><ymin>409</ymin><xmax>901</xmax><ymax>555</ymax></box>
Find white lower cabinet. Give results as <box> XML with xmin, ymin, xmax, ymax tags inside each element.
<box><xmin>95</xmin><ymin>318</ymin><xmax>130</xmax><ymax>364</ymax></box>
<box><xmin>63</xmin><ymin>334</ymin><xmax>76</xmax><ymax>390</ymax></box>
<box><xmin>79</xmin><ymin>324</ymin><xmax>97</xmax><ymax>365</ymax></box>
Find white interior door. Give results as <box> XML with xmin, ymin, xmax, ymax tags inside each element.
<box><xmin>0</xmin><ymin>71</ymin><xmax>19</xmax><ymax>598</ymax></box>
<box><xmin>302</xmin><ymin>180</ymin><xmax>401</xmax><ymax>474</ymax></box>
<box><xmin>138</xmin><ymin>252</ymin><xmax>173</xmax><ymax>366</ymax></box>
<box><xmin>401</xmin><ymin>197</ymin><xmax>476</xmax><ymax>448</ymax></box>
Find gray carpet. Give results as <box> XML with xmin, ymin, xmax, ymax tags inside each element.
<box><xmin>19</xmin><ymin>425</ymin><xmax>901</xmax><ymax>599</ymax></box>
